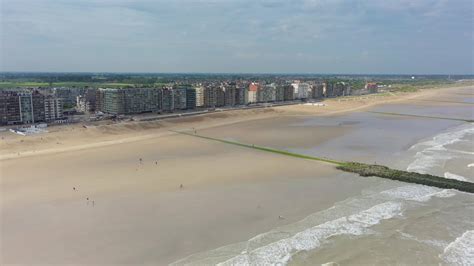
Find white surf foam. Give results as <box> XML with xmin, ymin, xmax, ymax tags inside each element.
<box><xmin>172</xmin><ymin>184</ymin><xmax>461</xmax><ymax>266</ymax></box>
<box><xmin>407</xmin><ymin>124</ymin><xmax>474</xmax><ymax>176</ymax></box>
<box><xmin>217</xmin><ymin>202</ymin><xmax>402</xmax><ymax>266</ymax></box>
<box><xmin>444</xmin><ymin>172</ymin><xmax>468</xmax><ymax>182</ymax></box>
<box><xmin>468</xmin><ymin>163</ymin><xmax>474</xmax><ymax>168</ymax></box>
<box><xmin>380</xmin><ymin>185</ymin><xmax>456</xmax><ymax>202</ymax></box>
<box><xmin>440</xmin><ymin>230</ymin><xmax>474</xmax><ymax>266</ymax></box>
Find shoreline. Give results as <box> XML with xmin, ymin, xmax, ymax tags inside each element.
<box><xmin>1</xmin><ymin>85</ymin><xmax>468</xmax><ymax>161</ymax></box>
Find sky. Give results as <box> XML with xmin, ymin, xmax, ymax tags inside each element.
<box><xmin>0</xmin><ymin>0</ymin><xmax>473</xmax><ymax>74</ymax></box>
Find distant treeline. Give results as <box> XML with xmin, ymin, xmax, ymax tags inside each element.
<box><xmin>0</xmin><ymin>72</ymin><xmax>470</xmax><ymax>89</ymax></box>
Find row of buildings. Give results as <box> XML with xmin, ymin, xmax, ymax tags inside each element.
<box><xmin>0</xmin><ymin>80</ymin><xmax>357</xmax><ymax>125</ymax></box>
<box><xmin>0</xmin><ymin>90</ymin><xmax>63</xmax><ymax>125</ymax></box>
<box><xmin>81</xmin><ymin>81</ymin><xmax>350</xmax><ymax>115</ymax></box>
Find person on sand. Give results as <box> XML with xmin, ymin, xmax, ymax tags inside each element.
<box><xmin>73</xmin><ymin>187</ymin><xmax>76</xmax><ymax>191</ymax></box>
<box><xmin>180</xmin><ymin>184</ymin><xmax>184</xmax><ymax>189</ymax></box>
<box><xmin>139</xmin><ymin>158</ymin><xmax>143</xmax><ymax>164</ymax></box>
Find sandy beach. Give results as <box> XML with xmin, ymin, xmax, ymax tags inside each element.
<box><xmin>1</xmin><ymin>84</ymin><xmax>473</xmax><ymax>265</ymax></box>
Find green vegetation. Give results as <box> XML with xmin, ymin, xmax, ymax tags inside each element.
<box><xmin>172</xmin><ymin>130</ymin><xmax>474</xmax><ymax>193</ymax></box>
<box><xmin>337</xmin><ymin>162</ymin><xmax>474</xmax><ymax>193</ymax></box>
<box><xmin>172</xmin><ymin>130</ymin><xmax>341</xmax><ymax>164</ymax></box>
<box><xmin>393</xmin><ymin>85</ymin><xmax>419</xmax><ymax>92</ymax></box>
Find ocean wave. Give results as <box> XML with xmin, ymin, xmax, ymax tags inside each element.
<box><xmin>468</xmin><ymin>163</ymin><xmax>474</xmax><ymax>168</ymax></box>
<box><xmin>440</xmin><ymin>230</ymin><xmax>474</xmax><ymax>266</ymax></box>
<box><xmin>380</xmin><ymin>185</ymin><xmax>456</xmax><ymax>202</ymax></box>
<box><xmin>172</xmin><ymin>183</ymin><xmax>456</xmax><ymax>266</ymax></box>
<box><xmin>217</xmin><ymin>202</ymin><xmax>402</xmax><ymax>266</ymax></box>
<box><xmin>407</xmin><ymin>124</ymin><xmax>474</xmax><ymax>176</ymax></box>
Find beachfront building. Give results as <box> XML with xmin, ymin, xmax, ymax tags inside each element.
<box><xmin>0</xmin><ymin>89</ymin><xmax>63</xmax><ymax>125</ymax></box>
<box><xmin>258</xmin><ymin>84</ymin><xmax>276</xmax><ymax>103</ymax></box>
<box><xmin>248</xmin><ymin>82</ymin><xmax>259</xmax><ymax>104</ymax></box>
<box><xmin>44</xmin><ymin>95</ymin><xmax>63</xmax><ymax>121</ymax></box>
<box><xmin>161</xmin><ymin>88</ymin><xmax>174</xmax><ymax>112</ymax></box>
<box><xmin>21</xmin><ymin>91</ymin><xmax>46</xmax><ymax>123</ymax></box>
<box><xmin>291</xmin><ymin>82</ymin><xmax>300</xmax><ymax>99</ymax></box>
<box><xmin>98</xmin><ymin>88</ymin><xmax>162</xmax><ymax>114</ymax></box>
<box><xmin>235</xmin><ymin>86</ymin><xmax>248</xmax><ymax>105</ymax></box>
<box><xmin>283</xmin><ymin>85</ymin><xmax>294</xmax><ymax>101</ymax></box>
<box><xmin>0</xmin><ymin>90</ymin><xmax>22</xmax><ymax>125</ymax></box>
<box><xmin>194</xmin><ymin>86</ymin><xmax>204</xmax><ymax>107</ymax></box>
<box><xmin>53</xmin><ymin>87</ymin><xmax>83</xmax><ymax>108</ymax></box>
<box><xmin>173</xmin><ymin>87</ymin><xmax>187</xmax><ymax>110</ymax></box>
<box><xmin>76</xmin><ymin>88</ymin><xmax>98</xmax><ymax>113</ymax></box>
<box><xmin>203</xmin><ymin>87</ymin><xmax>225</xmax><ymax>108</ymax></box>
<box><xmin>224</xmin><ymin>87</ymin><xmax>236</xmax><ymax>106</ymax></box>
<box><xmin>297</xmin><ymin>83</ymin><xmax>310</xmax><ymax>100</ymax></box>
<box><xmin>324</xmin><ymin>82</ymin><xmax>350</xmax><ymax>97</ymax></box>
<box><xmin>186</xmin><ymin>88</ymin><xmax>196</xmax><ymax>109</ymax></box>
<box><xmin>275</xmin><ymin>85</ymin><xmax>285</xmax><ymax>102</ymax></box>
<box><xmin>312</xmin><ymin>83</ymin><xmax>324</xmax><ymax>99</ymax></box>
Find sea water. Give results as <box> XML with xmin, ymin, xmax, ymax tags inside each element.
<box><xmin>172</xmin><ymin>93</ymin><xmax>474</xmax><ymax>265</ymax></box>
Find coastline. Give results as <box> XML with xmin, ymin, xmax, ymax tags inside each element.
<box><xmin>1</xmin><ymin>84</ymin><xmax>473</xmax><ymax>265</ymax></box>
<box><xmin>0</xmin><ymin>84</ymin><xmax>469</xmax><ymax>161</ymax></box>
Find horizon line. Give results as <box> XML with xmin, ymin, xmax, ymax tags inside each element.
<box><xmin>1</xmin><ymin>71</ymin><xmax>473</xmax><ymax>77</ymax></box>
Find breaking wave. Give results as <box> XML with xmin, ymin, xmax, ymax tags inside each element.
<box><xmin>440</xmin><ymin>230</ymin><xmax>474</xmax><ymax>266</ymax></box>
<box><xmin>407</xmin><ymin>123</ymin><xmax>474</xmax><ymax>181</ymax></box>
<box><xmin>171</xmin><ymin>184</ymin><xmax>453</xmax><ymax>266</ymax></box>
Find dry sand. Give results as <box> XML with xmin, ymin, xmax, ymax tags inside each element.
<box><xmin>1</xmin><ymin>132</ymin><xmax>376</xmax><ymax>264</ymax></box>
<box><xmin>0</xmin><ymin>84</ymin><xmax>472</xmax><ymax>264</ymax></box>
<box><xmin>1</xmin><ymin>84</ymin><xmax>468</xmax><ymax>160</ymax></box>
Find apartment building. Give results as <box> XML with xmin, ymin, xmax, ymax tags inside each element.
<box><xmin>173</xmin><ymin>87</ymin><xmax>187</xmax><ymax>110</ymax></box>
<box><xmin>0</xmin><ymin>89</ymin><xmax>62</xmax><ymax>125</ymax></box>
<box><xmin>44</xmin><ymin>95</ymin><xmax>63</xmax><ymax>121</ymax></box>
<box><xmin>194</xmin><ymin>86</ymin><xmax>204</xmax><ymax>107</ymax></box>
<box><xmin>224</xmin><ymin>87</ymin><xmax>236</xmax><ymax>106</ymax></box>
<box><xmin>98</xmin><ymin>88</ymin><xmax>162</xmax><ymax>114</ymax></box>
<box><xmin>283</xmin><ymin>85</ymin><xmax>294</xmax><ymax>101</ymax></box>
<box><xmin>275</xmin><ymin>85</ymin><xmax>285</xmax><ymax>102</ymax></box>
<box><xmin>248</xmin><ymin>82</ymin><xmax>259</xmax><ymax>104</ymax></box>
<box><xmin>161</xmin><ymin>88</ymin><xmax>174</xmax><ymax>112</ymax></box>
<box><xmin>203</xmin><ymin>87</ymin><xmax>225</xmax><ymax>108</ymax></box>
<box><xmin>258</xmin><ymin>84</ymin><xmax>276</xmax><ymax>103</ymax></box>
<box><xmin>312</xmin><ymin>83</ymin><xmax>324</xmax><ymax>99</ymax></box>
<box><xmin>186</xmin><ymin>88</ymin><xmax>196</xmax><ymax>109</ymax></box>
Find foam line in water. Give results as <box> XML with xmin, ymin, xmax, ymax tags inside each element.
<box><xmin>380</xmin><ymin>185</ymin><xmax>456</xmax><ymax>202</ymax></box>
<box><xmin>407</xmin><ymin>124</ymin><xmax>474</xmax><ymax>176</ymax></box>
<box><xmin>440</xmin><ymin>230</ymin><xmax>474</xmax><ymax>266</ymax></box>
<box><xmin>444</xmin><ymin>172</ymin><xmax>468</xmax><ymax>182</ymax></box>
<box><xmin>171</xmin><ymin>184</ymin><xmax>459</xmax><ymax>266</ymax></box>
<box><xmin>217</xmin><ymin>202</ymin><xmax>402</xmax><ymax>266</ymax></box>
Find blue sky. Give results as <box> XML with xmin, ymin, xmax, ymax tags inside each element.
<box><xmin>1</xmin><ymin>0</ymin><xmax>473</xmax><ymax>74</ymax></box>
